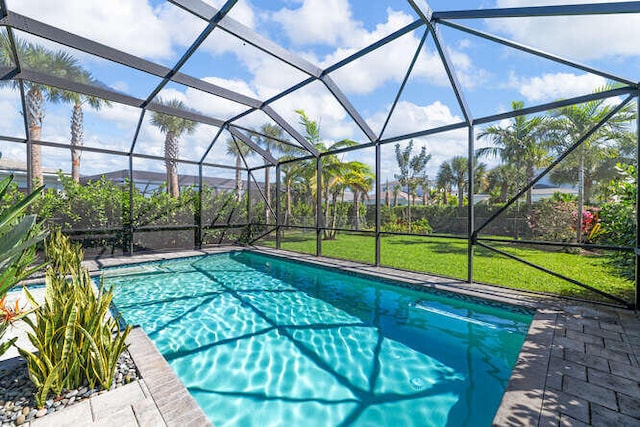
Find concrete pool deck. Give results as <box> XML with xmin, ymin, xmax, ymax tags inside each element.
<box><xmin>3</xmin><ymin>245</ymin><xmax>639</xmax><ymax>426</ymax></box>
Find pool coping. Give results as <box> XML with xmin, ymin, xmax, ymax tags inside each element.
<box><xmin>47</xmin><ymin>245</ymin><xmax>640</xmax><ymax>426</ymax></box>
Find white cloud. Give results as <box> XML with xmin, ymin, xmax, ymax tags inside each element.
<box><xmin>488</xmin><ymin>0</ymin><xmax>640</xmax><ymax>61</ymax></box>
<box><xmin>367</xmin><ymin>100</ymin><xmax>466</xmax><ymax>180</ymax></box>
<box><xmin>10</xmin><ymin>0</ymin><xmax>187</xmax><ymax>61</ymax></box>
<box><xmin>0</xmin><ymin>86</ymin><xmax>25</xmax><ymax>139</ymax></box>
<box><xmin>269</xmin><ymin>80</ymin><xmax>361</xmax><ymax>142</ymax></box>
<box><xmin>510</xmin><ymin>72</ymin><xmax>607</xmax><ymax>102</ymax></box>
<box><xmin>272</xmin><ymin>0</ymin><xmax>361</xmax><ymax>47</ymax></box>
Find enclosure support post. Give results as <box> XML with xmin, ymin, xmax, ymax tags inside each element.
<box><xmin>467</xmin><ymin>124</ymin><xmax>475</xmax><ymax>283</ymax></box>
<box><xmin>246</xmin><ymin>170</ymin><xmax>252</xmax><ymax>241</ymax></box>
<box><xmin>196</xmin><ymin>163</ymin><xmax>203</xmax><ymax>250</ymax></box>
<box><xmin>375</xmin><ymin>142</ymin><xmax>381</xmax><ymax>266</ymax></box>
<box><xmin>635</xmin><ymin>92</ymin><xmax>640</xmax><ymax>310</ymax></box>
<box><xmin>128</xmin><ymin>155</ymin><xmax>134</xmax><ymax>255</ymax></box>
<box><xmin>276</xmin><ymin>164</ymin><xmax>282</xmax><ymax>250</ymax></box>
<box><xmin>316</xmin><ymin>156</ymin><xmax>323</xmax><ymax>257</ymax></box>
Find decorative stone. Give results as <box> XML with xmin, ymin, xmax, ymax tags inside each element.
<box><xmin>21</xmin><ymin>406</ymin><xmax>29</xmax><ymax>415</ymax></box>
<box><xmin>65</xmin><ymin>390</ymin><xmax>78</xmax><ymax>398</ymax></box>
<box><xmin>15</xmin><ymin>414</ymin><xmax>25</xmax><ymax>425</ymax></box>
<box><xmin>35</xmin><ymin>408</ymin><xmax>47</xmax><ymax>418</ymax></box>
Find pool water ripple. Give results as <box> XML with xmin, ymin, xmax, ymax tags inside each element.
<box><xmin>107</xmin><ymin>251</ymin><xmax>532</xmax><ymax>427</ymax></box>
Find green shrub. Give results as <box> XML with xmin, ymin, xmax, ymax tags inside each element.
<box><xmin>599</xmin><ymin>164</ymin><xmax>636</xmax><ymax>278</ymax></box>
<box><xmin>381</xmin><ymin>217</ymin><xmax>433</xmax><ymax>235</ymax></box>
<box><xmin>527</xmin><ymin>199</ymin><xmax>576</xmax><ymax>242</ymax></box>
<box><xmin>19</xmin><ymin>231</ymin><xmax>131</xmax><ymax>407</ymax></box>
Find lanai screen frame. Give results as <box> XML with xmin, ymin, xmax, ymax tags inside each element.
<box><xmin>0</xmin><ymin>0</ymin><xmax>639</xmax><ymax>308</ymax></box>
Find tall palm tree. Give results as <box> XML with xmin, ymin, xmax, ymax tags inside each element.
<box><xmin>150</xmin><ymin>99</ymin><xmax>198</xmax><ymax>198</ymax></box>
<box><xmin>343</xmin><ymin>161</ymin><xmax>374</xmax><ymax>230</ymax></box>
<box><xmin>450</xmin><ymin>156</ymin><xmax>468</xmax><ymax>214</ymax></box>
<box><xmin>64</xmin><ymin>72</ymin><xmax>111</xmax><ymax>183</ymax></box>
<box><xmin>549</xmin><ymin>86</ymin><xmax>635</xmax><ymax>242</ymax></box>
<box><xmin>477</xmin><ymin>101</ymin><xmax>552</xmax><ymax>206</ymax></box>
<box><xmin>549</xmin><ymin>88</ymin><xmax>636</xmax><ymax>205</ymax></box>
<box><xmin>1</xmin><ymin>34</ymin><xmax>84</xmax><ymax>186</ymax></box>
<box><xmin>296</xmin><ymin>109</ymin><xmax>357</xmax><ymax>239</ymax></box>
<box><xmin>279</xmin><ymin>157</ymin><xmax>305</xmax><ymax>226</ymax></box>
<box><xmin>250</xmin><ymin>123</ymin><xmax>286</xmax><ymax>224</ymax></box>
<box><xmin>226</xmin><ymin>137</ymin><xmax>253</xmax><ymax>202</ymax></box>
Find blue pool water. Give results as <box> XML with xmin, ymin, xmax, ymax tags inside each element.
<box><xmin>105</xmin><ymin>251</ymin><xmax>533</xmax><ymax>427</ymax></box>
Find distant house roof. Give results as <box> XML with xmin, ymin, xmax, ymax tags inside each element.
<box><xmin>0</xmin><ymin>158</ymin><xmax>60</xmax><ymax>175</ymax></box>
<box><xmin>81</xmin><ymin>169</ymin><xmax>264</xmax><ymax>191</ymax></box>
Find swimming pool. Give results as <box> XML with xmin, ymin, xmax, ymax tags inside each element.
<box><xmin>106</xmin><ymin>251</ymin><xmax>533</xmax><ymax>427</ymax></box>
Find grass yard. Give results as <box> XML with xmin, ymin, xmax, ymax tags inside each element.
<box><xmin>258</xmin><ymin>231</ymin><xmax>634</xmax><ymax>303</ymax></box>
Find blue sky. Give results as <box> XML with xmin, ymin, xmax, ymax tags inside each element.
<box><xmin>1</xmin><ymin>0</ymin><xmax>639</xmax><ymax>183</ymax></box>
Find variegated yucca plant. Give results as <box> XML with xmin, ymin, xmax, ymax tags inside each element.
<box><xmin>19</xmin><ymin>230</ymin><xmax>131</xmax><ymax>408</ymax></box>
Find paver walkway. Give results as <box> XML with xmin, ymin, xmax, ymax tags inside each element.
<box><xmin>496</xmin><ymin>304</ymin><xmax>640</xmax><ymax>427</ymax></box>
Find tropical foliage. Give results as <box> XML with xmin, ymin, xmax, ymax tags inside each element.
<box><xmin>0</xmin><ymin>33</ymin><xmax>101</xmax><ymax>185</ymax></box>
<box><xmin>19</xmin><ymin>231</ymin><xmax>132</xmax><ymax>408</ymax></box>
<box><xmin>151</xmin><ymin>99</ymin><xmax>198</xmax><ymax>198</ymax></box>
<box><xmin>0</xmin><ymin>175</ymin><xmax>46</xmax><ymax>357</ymax></box>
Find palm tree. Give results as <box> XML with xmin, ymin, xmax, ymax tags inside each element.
<box><xmin>226</xmin><ymin>137</ymin><xmax>253</xmax><ymax>202</ymax></box>
<box><xmin>251</xmin><ymin>123</ymin><xmax>286</xmax><ymax>223</ymax></box>
<box><xmin>296</xmin><ymin>109</ymin><xmax>357</xmax><ymax>239</ymax></box>
<box><xmin>64</xmin><ymin>73</ymin><xmax>111</xmax><ymax>182</ymax></box>
<box><xmin>279</xmin><ymin>157</ymin><xmax>305</xmax><ymax>226</ymax></box>
<box><xmin>477</xmin><ymin>101</ymin><xmax>552</xmax><ymax>206</ymax></box>
<box><xmin>549</xmin><ymin>88</ymin><xmax>636</xmax><ymax>205</ymax></box>
<box><xmin>343</xmin><ymin>161</ymin><xmax>374</xmax><ymax>230</ymax></box>
<box><xmin>450</xmin><ymin>156</ymin><xmax>468</xmax><ymax>214</ymax></box>
<box><xmin>486</xmin><ymin>164</ymin><xmax>518</xmax><ymax>203</ymax></box>
<box><xmin>549</xmin><ymin>86</ymin><xmax>635</xmax><ymax>242</ymax></box>
<box><xmin>436</xmin><ymin>161</ymin><xmax>454</xmax><ymax>205</ymax></box>
<box><xmin>392</xmin><ymin>184</ymin><xmax>401</xmax><ymax>207</ymax></box>
<box><xmin>1</xmin><ymin>34</ymin><xmax>84</xmax><ymax>186</ymax></box>
<box><xmin>150</xmin><ymin>99</ymin><xmax>198</xmax><ymax>198</ymax></box>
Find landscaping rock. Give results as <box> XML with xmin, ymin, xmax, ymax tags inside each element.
<box><xmin>0</xmin><ymin>350</ymin><xmax>140</xmax><ymax>426</ymax></box>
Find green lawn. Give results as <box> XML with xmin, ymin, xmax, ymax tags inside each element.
<box><xmin>258</xmin><ymin>231</ymin><xmax>634</xmax><ymax>303</ymax></box>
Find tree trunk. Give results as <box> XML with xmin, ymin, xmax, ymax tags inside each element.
<box><xmin>500</xmin><ymin>181</ymin><xmax>509</xmax><ymax>203</ymax></box>
<box><xmin>234</xmin><ymin>155</ymin><xmax>242</xmax><ymax>202</ymax></box>
<box><xmin>457</xmin><ymin>179</ymin><xmax>464</xmax><ymax>215</ymax></box>
<box><xmin>26</xmin><ymin>87</ymin><xmax>44</xmax><ymax>186</ymax></box>
<box><xmin>70</xmin><ymin>102</ymin><xmax>83</xmax><ymax>183</ymax></box>
<box><xmin>285</xmin><ymin>182</ymin><xmax>292</xmax><ymax>226</ymax></box>
<box><xmin>525</xmin><ymin>164</ymin><xmax>534</xmax><ymax>206</ymax></box>
<box><xmin>576</xmin><ymin>151</ymin><xmax>584</xmax><ymax>243</ymax></box>
<box><xmin>264</xmin><ymin>160</ymin><xmax>271</xmax><ymax>224</ymax></box>
<box><xmin>353</xmin><ymin>190</ymin><xmax>360</xmax><ymax>230</ymax></box>
<box><xmin>164</xmin><ymin>131</ymin><xmax>180</xmax><ymax>198</ymax></box>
